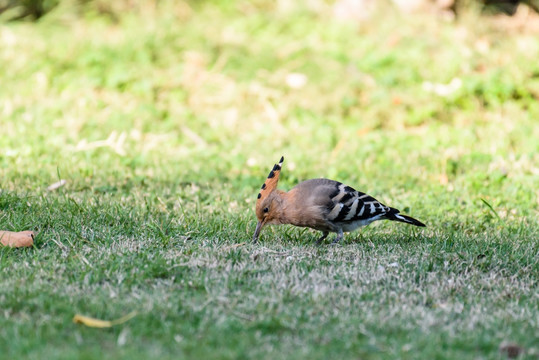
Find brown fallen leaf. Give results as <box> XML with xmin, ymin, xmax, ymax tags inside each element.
<box><xmin>0</xmin><ymin>230</ymin><xmax>34</xmax><ymax>248</ymax></box>
<box><xmin>73</xmin><ymin>312</ymin><xmax>137</xmax><ymax>328</ymax></box>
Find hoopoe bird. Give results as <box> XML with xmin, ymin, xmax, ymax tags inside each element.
<box><xmin>253</xmin><ymin>156</ymin><xmax>426</xmax><ymax>244</ymax></box>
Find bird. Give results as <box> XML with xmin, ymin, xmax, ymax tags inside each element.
<box><xmin>253</xmin><ymin>156</ymin><xmax>426</xmax><ymax>245</ymax></box>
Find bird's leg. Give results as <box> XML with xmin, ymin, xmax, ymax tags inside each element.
<box><xmin>315</xmin><ymin>231</ymin><xmax>329</xmax><ymax>246</ymax></box>
<box><xmin>331</xmin><ymin>229</ymin><xmax>344</xmax><ymax>245</ymax></box>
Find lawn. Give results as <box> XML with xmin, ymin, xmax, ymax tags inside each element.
<box><xmin>0</xmin><ymin>1</ymin><xmax>538</xmax><ymax>359</ymax></box>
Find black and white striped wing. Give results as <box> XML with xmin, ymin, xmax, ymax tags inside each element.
<box><xmin>325</xmin><ymin>182</ymin><xmax>390</xmax><ymax>223</ymax></box>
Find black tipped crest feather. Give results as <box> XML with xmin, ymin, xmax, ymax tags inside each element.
<box><xmin>256</xmin><ymin>156</ymin><xmax>285</xmax><ymax>213</ymax></box>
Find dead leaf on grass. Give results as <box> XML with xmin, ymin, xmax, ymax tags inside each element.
<box><xmin>0</xmin><ymin>230</ymin><xmax>35</xmax><ymax>248</ymax></box>
<box><xmin>73</xmin><ymin>312</ymin><xmax>137</xmax><ymax>328</ymax></box>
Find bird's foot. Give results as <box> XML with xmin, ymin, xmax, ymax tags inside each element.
<box><xmin>330</xmin><ymin>229</ymin><xmax>344</xmax><ymax>245</ymax></box>
<box><xmin>315</xmin><ymin>231</ymin><xmax>329</xmax><ymax>246</ymax></box>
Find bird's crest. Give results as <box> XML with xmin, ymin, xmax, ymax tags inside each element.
<box><xmin>256</xmin><ymin>156</ymin><xmax>284</xmax><ymax>211</ymax></box>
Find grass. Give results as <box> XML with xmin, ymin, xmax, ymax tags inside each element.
<box><xmin>1</xmin><ymin>1</ymin><xmax>538</xmax><ymax>359</ymax></box>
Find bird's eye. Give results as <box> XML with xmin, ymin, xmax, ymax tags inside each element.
<box><xmin>263</xmin><ymin>207</ymin><xmax>269</xmax><ymax>213</ymax></box>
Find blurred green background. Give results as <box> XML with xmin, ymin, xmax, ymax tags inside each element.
<box><xmin>1</xmin><ymin>0</ymin><xmax>538</xmax><ymax>359</ymax></box>
<box><xmin>1</xmin><ymin>0</ymin><xmax>538</xmax><ymax>208</ymax></box>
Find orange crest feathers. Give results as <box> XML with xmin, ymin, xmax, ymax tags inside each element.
<box><xmin>256</xmin><ymin>156</ymin><xmax>284</xmax><ymax>207</ymax></box>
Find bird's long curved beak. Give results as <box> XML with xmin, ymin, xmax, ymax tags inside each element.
<box><xmin>252</xmin><ymin>221</ymin><xmax>264</xmax><ymax>243</ymax></box>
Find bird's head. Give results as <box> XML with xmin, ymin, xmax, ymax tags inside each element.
<box><xmin>253</xmin><ymin>156</ymin><xmax>284</xmax><ymax>243</ymax></box>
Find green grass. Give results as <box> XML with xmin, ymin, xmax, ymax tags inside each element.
<box><xmin>1</xmin><ymin>1</ymin><xmax>538</xmax><ymax>359</ymax></box>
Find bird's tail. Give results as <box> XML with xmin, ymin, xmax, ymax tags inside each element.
<box><xmin>385</xmin><ymin>208</ymin><xmax>426</xmax><ymax>227</ymax></box>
